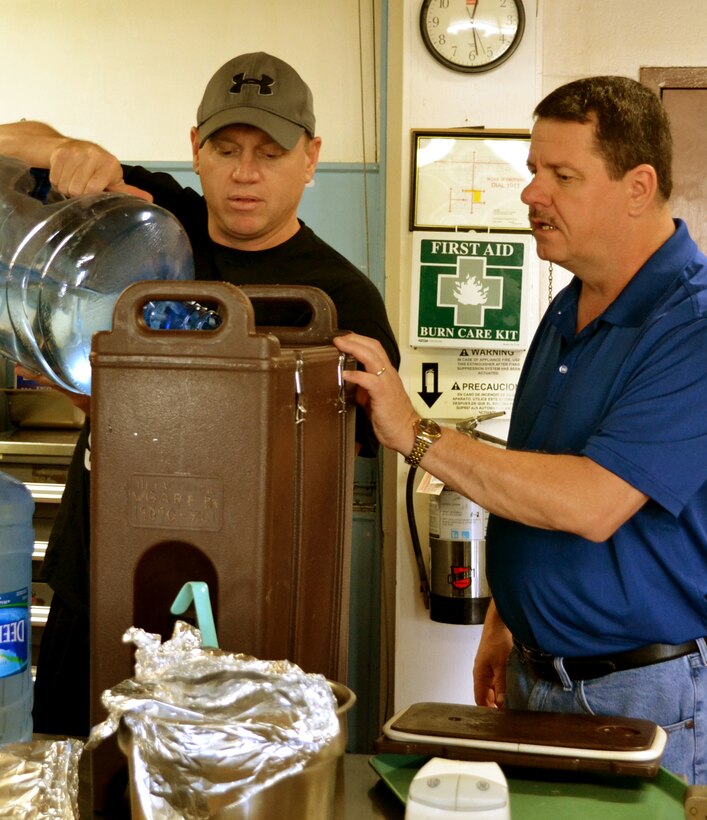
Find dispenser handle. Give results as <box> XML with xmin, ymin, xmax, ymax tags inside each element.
<box><xmin>240</xmin><ymin>284</ymin><xmax>341</xmax><ymax>346</ymax></box>
<box><xmin>98</xmin><ymin>280</ymin><xmax>280</xmax><ymax>360</ymax></box>
<box><xmin>100</xmin><ymin>281</ymin><xmax>343</xmax><ymax>357</ymax></box>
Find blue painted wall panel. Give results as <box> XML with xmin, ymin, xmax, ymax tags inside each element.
<box><xmin>141</xmin><ymin>161</ymin><xmax>383</xmax><ymax>290</ymax></box>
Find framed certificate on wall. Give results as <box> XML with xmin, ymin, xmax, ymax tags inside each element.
<box><xmin>410</xmin><ymin>129</ymin><xmax>531</xmax><ymax>232</ymax></box>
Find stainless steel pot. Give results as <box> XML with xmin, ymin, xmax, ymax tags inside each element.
<box><xmin>118</xmin><ymin>681</ymin><xmax>356</xmax><ymax>819</ymax></box>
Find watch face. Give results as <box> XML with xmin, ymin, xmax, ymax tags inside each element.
<box><xmin>420</xmin><ymin>0</ymin><xmax>525</xmax><ymax>73</ymax></box>
<box><xmin>418</xmin><ymin>418</ymin><xmax>442</xmax><ymax>438</ymax></box>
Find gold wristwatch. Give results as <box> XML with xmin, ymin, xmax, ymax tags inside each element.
<box><xmin>404</xmin><ymin>418</ymin><xmax>442</xmax><ymax>467</ymax></box>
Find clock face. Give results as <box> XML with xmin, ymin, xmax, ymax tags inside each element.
<box><xmin>420</xmin><ymin>0</ymin><xmax>525</xmax><ymax>73</ymax></box>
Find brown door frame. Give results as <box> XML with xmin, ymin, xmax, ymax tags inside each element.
<box><xmin>641</xmin><ymin>66</ymin><xmax>707</xmax><ymax>94</ymax></box>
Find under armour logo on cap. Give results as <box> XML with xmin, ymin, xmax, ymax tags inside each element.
<box><xmin>230</xmin><ymin>73</ymin><xmax>274</xmax><ymax>96</ymax></box>
<box><xmin>197</xmin><ymin>52</ymin><xmax>316</xmax><ymax>150</ymax></box>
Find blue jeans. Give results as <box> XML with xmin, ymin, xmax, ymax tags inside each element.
<box><xmin>506</xmin><ymin>639</ymin><xmax>707</xmax><ymax>784</ymax></box>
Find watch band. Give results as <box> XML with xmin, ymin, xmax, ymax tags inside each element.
<box><xmin>404</xmin><ymin>438</ymin><xmax>432</xmax><ymax>467</ymax></box>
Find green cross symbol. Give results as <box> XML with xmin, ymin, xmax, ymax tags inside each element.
<box><xmin>437</xmin><ymin>257</ymin><xmax>504</xmax><ymax>326</ymax></box>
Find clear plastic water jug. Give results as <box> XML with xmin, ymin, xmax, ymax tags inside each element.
<box><xmin>0</xmin><ymin>156</ymin><xmax>195</xmax><ymax>395</ymax></box>
<box><xmin>0</xmin><ymin>471</ymin><xmax>35</xmax><ymax>744</ymax></box>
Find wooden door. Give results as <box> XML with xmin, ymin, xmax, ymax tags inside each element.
<box><xmin>641</xmin><ymin>67</ymin><xmax>707</xmax><ymax>251</ymax></box>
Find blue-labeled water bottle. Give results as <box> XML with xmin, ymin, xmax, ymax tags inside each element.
<box><xmin>0</xmin><ymin>472</ymin><xmax>34</xmax><ymax>744</ymax></box>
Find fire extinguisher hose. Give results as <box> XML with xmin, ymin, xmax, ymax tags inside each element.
<box><xmin>406</xmin><ymin>465</ymin><xmax>431</xmax><ymax>609</ymax></box>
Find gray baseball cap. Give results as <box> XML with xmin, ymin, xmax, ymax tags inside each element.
<box><xmin>196</xmin><ymin>52</ymin><xmax>316</xmax><ymax>150</ymax></box>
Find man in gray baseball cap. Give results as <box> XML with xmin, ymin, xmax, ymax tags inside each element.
<box><xmin>196</xmin><ymin>52</ymin><xmax>316</xmax><ymax>150</ymax></box>
<box><xmin>0</xmin><ymin>52</ymin><xmax>399</xmax><ymax>737</ymax></box>
<box><xmin>188</xmin><ymin>51</ymin><xmax>321</xmax><ymax>250</ymax></box>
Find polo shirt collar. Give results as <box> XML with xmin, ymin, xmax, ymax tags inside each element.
<box><xmin>551</xmin><ymin>219</ymin><xmax>693</xmax><ymax>333</ymax></box>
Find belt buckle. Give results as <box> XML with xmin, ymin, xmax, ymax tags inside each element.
<box><xmin>516</xmin><ymin>640</ymin><xmax>551</xmax><ymax>664</ymax></box>
<box><xmin>564</xmin><ymin>658</ymin><xmax>617</xmax><ymax>681</ymax></box>
<box><xmin>515</xmin><ymin>642</ymin><xmax>557</xmax><ymax>681</ymax></box>
<box><xmin>518</xmin><ymin>643</ymin><xmax>617</xmax><ymax>682</ymax></box>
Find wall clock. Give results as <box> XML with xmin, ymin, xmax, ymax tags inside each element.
<box><xmin>420</xmin><ymin>0</ymin><xmax>525</xmax><ymax>73</ymax></box>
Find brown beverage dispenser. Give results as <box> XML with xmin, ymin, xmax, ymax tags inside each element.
<box><xmin>89</xmin><ymin>281</ymin><xmax>356</xmax><ymax>812</ymax></box>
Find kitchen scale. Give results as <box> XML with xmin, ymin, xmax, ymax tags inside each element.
<box><xmin>374</xmin><ymin>702</ymin><xmax>668</xmax><ymax>778</ymax></box>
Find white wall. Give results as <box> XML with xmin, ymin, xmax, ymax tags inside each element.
<box><xmin>386</xmin><ymin>0</ymin><xmax>707</xmax><ymax>713</ymax></box>
<box><xmin>383</xmin><ymin>0</ymin><xmax>541</xmax><ymax>714</ymax></box>
<box><xmin>541</xmin><ymin>2</ymin><xmax>707</xmax><ymax>92</ymax></box>
<box><xmin>0</xmin><ymin>0</ymin><xmax>377</xmax><ymax>163</ymax></box>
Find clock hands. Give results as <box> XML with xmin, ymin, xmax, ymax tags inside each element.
<box><xmin>465</xmin><ymin>0</ymin><xmax>483</xmax><ymax>59</ymax></box>
<box><xmin>466</xmin><ymin>0</ymin><xmax>479</xmax><ymax>20</ymax></box>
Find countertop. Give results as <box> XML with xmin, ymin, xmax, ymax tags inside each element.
<box><xmin>35</xmin><ymin>739</ymin><xmax>690</xmax><ymax>818</ymax></box>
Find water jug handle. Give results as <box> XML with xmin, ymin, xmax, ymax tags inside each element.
<box><xmin>240</xmin><ymin>285</ymin><xmax>341</xmax><ymax>346</ymax></box>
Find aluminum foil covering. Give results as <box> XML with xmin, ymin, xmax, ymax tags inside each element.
<box><xmin>86</xmin><ymin>622</ymin><xmax>341</xmax><ymax>817</ymax></box>
<box><xmin>0</xmin><ymin>738</ymin><xmax>84</xmax><ymax>818</ymax></box>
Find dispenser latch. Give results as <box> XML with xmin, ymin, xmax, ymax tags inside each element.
<box><xmin>294</xmin><ymin>357</ymin><xmax>307</xmax><ymax>424</ymax></box>
<box><xmin>337</xmin><ymin>353</ymin><xmax>348</xmax><ymax>414</ymax></box>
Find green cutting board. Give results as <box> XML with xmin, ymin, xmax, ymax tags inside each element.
<box><xmin>369</xmin><ymin>754</ymin><xmax>687</xmax><ymax>819</ymax></box>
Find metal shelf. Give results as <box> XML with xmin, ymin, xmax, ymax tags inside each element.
<box><xmin>33</xmin><ymin>540</ymin><xmax>48</xmax><ymax>561</ymax></box>
<box><xmin>25</xmin><ymin>482</ymin><xmax>65</xmax><ymax>503</ymax></box>
<box><xmin>0</xmin><ymin>427</ymin><xmax>79</xmax><ymax>459</ymax></box>
<box><xmin>31</xmin><ymin>605</ymin><xmax>50</xmax><ymax>627</ymax></box>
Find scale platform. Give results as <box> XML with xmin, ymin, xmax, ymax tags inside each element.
<box><xmin>375</xmin><ymin>703</ymin><xmax>668</xmax><ymax>778</ymax></box>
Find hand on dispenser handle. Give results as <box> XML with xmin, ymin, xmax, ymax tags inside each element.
<box><xmin>48</xmin><ymin>138</ymin><xmax>153</xmax><ymax>201</ymax></box>
<box><xmin>333</xmin><ymin>332</ymin><xmax>418</xmax><ymax>457</ymax></box>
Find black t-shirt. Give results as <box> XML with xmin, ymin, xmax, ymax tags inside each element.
<box><xmin>124</xmin><ymin>166</ymin><xmax>399</xmax><ymax>453</ymax></box>
<box><xmin>41</xmin><ymin>166</ymin><xmax>399</xmax><ymax>612</ymax></box>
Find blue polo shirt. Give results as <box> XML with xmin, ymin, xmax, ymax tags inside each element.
<box><xmin>487</xmin><ymin>220</ymin><xmax>707</xmax><ymax>657</ymax></box>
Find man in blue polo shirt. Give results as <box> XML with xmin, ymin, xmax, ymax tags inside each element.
<box><xmin>334</xmin><ymin>75</ymin><xmax>707</xmax><ymax>784</ymax></box>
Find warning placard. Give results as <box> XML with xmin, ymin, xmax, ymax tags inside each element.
<box><xmin>408</xmin><ymin>346</ymin><xmax>526</xmax><ymax>421</ymax></box>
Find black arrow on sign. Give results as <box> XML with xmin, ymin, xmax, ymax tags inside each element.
<box><xmin>418</xmin><ymin>362</ymin><xmax>442</xmax><ymax>408</ymax></box>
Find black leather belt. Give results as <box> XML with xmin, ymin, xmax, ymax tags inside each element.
<box><xmin>513</xmin><ymin>637</ymin><xmax>699</xmax><ymax>683</ymax></box>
